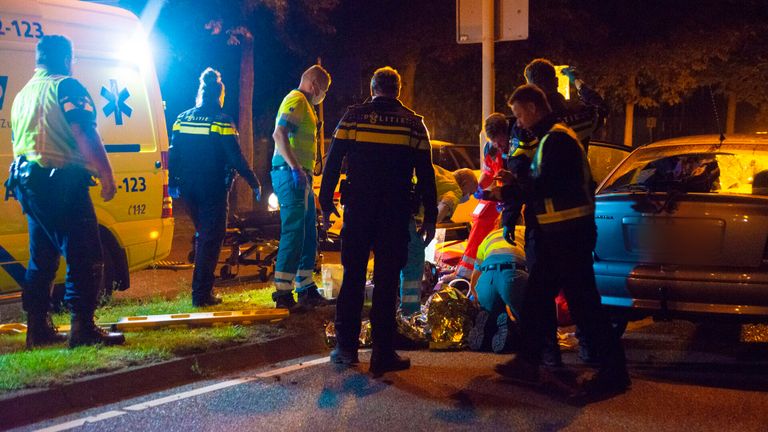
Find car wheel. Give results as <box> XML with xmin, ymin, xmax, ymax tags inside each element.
<box><xmin>49</xmin><ymin>239</ymin><xmax>118</xmax><ymax>309</ymax></box>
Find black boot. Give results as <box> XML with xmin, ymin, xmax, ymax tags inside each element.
<box><xmin>272</xmin><ymin>291</ymin><xmax>306</xmax><ymax>313</ymax></box>
<box><xmin>298</xmin><ymin>285</ymin><xmax>335</xmax><ymax>308</ymax></box>
<box><xmin>26</xmin><ymin>313</ymin><xmax>67</xmax><ymax>348</ymax></box>
<box><xmin>193</xmin><ymin>293</ymin><xmax>223</xmax><ymax>307</ymax></box>
<box><xmin>370</xmin><ymin>350</ymin><xmax>410</xmax><ymax>376</ymax></box>
<box><xmin>69</xmin><ymin>314</ymin><xmax>125</xmax><ymax>348</ymax></box>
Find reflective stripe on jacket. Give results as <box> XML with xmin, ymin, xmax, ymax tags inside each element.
<box><xmin>11</xmin><ymin>70</ymin><xmax>83</xmax><ymax>168</ymax></box>
<box><xmin>528</xmin><ymin>122</ymin><xmax>594</xmax><ymax>230</ymax></box>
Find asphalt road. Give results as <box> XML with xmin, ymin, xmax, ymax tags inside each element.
<box><xmin>15</xmin><ymin>319</ymin><xmax>768</xmax><ymax>432</ymax></box>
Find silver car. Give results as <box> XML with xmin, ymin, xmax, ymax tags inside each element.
<box><xmin>594</xmin><ymin>134</ymin><xmax>768</xmax><ymax>322</ymax></box>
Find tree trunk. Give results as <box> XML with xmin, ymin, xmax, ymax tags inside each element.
<box><xmin>726</xmin><ymin>92</ymin><xmax>736</xmax><ymax>135</ymax></box>
<box><xmin>400</xmin><ymin>56</ymin><xmax>417</xmax><ymax>108</ymax></box>
<box><xmin>624</xmin><ymin>102</ymin><xmax>635</xmax><ymax>147</ymax></box>
<box><xmin>234</xmin><ymin>34</ymin><xmax>255</xmax><ymax>213</ymax></box>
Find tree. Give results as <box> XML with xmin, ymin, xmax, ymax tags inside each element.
<box><xmin>559</xmin><ymin>0</ymin><xmax>768</xmax><ymax>143</ymax></box>
<box><xmin>204</xmin><ymin>0</ymin><xmax>338</xmax><ymax>212</ymax></box>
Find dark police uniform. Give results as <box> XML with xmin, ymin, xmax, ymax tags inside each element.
<box><xmin>10</xmin><ymin>70</ymin><xmax>104</xmax><ymax>320</ymax></box>
<box><xmin>169</xmin><ymin>105</ymin><xmax>260</xmax><ymax>305</ymax></box>
<box><xmin>319</xmin><ymin>96</ymin><xmax>436</xmax><ymax>356</ymax></box>
<box><xmin>505</xmin><ymin>114</ymin><xmax>628</xmax><ymax>382</ymax></box>
<box><xmin>503</xmin><ymin>83</ymin><xmax>608</xmax><ymax>363</ymax></box>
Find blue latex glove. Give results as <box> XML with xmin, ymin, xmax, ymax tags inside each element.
<box><xmin>473</xmin><ymin>185</ymin><xmax>485</xmax><ymax>200</ymax></box>
<box><xmin>503</xmin><ymin>225</ymin><xmax>516</xmax><ymax>245</ymax></box>
<box><xmin>291</xmin><ymin>168</ymin><xmax>307</xmax><ymax>189</ymax></box>
<box><xmin>168</xmin><ymin>186</ymin><xmax>180</xmax><ymax>199</ymax></box>
<box><xmin>560</xmin><ymin>67</ymin><xmax>577</xmax><ymax>84</ymax></box>
<box><xmin>253</xmin><ymin>185</ymin><xmax>262</xmax><ymax>202</ymax></box>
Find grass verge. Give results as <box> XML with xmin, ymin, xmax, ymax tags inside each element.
<box><xmin>0</xmin><ymin>287</ymin><xmax>282</xmax><ymax>393</ymax></box>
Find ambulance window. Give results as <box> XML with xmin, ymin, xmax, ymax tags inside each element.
<box><xmin>76</xmin><ymin>56</ymin><xmax>157</xmax><ymax>152</ymax></box>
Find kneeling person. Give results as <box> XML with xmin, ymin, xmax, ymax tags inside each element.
<box><xmin>468</xmin><ymin>228</ymin><xmax>527</xmax><ymax>353</ymax></box>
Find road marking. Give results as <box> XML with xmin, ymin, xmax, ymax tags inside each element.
<box><xmin>122</xmin><ymin>378</ymin><xmax>255</xmax><ymax>411</ymax></box>
<box><xmin>34</xmin><ymin>411</ymin><xmax>126</xmax><ymax>432</ymax></box>
<box><xmin>32</xmin><ymin>355</ymin><xmax>331</xmax><ymax>431</ymax></box>
<box><xmin>122</xmin><ymin>356</ymin><xmax>331</xmax><ymax>411</ymax></box>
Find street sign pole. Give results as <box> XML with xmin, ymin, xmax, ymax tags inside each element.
<box><xmin>317</xmin><ymin>56</ymin><xmax>325</xmax><ymax>169</ymax></box>
<box><xmin>480</xmin><ymin>0</ymin><xmax>494</xmax><ymax>152</ymax></box>
<box><xmin>457</xmin><ymin>0</ymin><xmax>528</xmax><ymax>156</ymax></box>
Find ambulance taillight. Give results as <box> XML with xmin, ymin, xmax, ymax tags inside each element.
<box><xmin>161</xmin><ymin>151</ymin><xmax>172</xmax><ymax>218</ymax></box>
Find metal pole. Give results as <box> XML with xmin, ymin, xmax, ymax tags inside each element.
<box><xmin>317</xmin><ymin>56</ymin><xmax>325</xmax><ymax>167</ymax></box>
<box><xmin>480</xmin><ymin>0</ymin><xmax>494</xmax><ymax>153</ymax></box>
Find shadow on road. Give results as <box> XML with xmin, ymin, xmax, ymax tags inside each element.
<box><xmin>622</xmin><ymin>320</ymin><xmax>768</xmax><ymax>391</ymax></box>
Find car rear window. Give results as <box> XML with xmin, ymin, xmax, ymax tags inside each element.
<box><xmin>599</xmin><ymin>143</ymin><xmax>768</xmax><ymax>196</ymax></box>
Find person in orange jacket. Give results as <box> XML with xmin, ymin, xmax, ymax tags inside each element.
<box><xmin>452</xmin><ymin>113</ymin><xmax>509</xmax><ymax>280</ymax></box>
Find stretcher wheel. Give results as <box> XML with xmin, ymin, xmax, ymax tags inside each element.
<box><xmin>220</xmin><ymin>264</ymin><xmax>233</xmax><ymax>280</ymax></box>
<box><xmin>259</xmin><ymin>267</ymin><xmax>269</xmax><ymax>282</ymax></box>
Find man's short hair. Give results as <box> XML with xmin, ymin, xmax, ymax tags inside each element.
<box><xmin>524</xmin><ymin>58</ymin><xmax>558</xmax><ymax>93</ymax></box>
<box><xmin>370</xmin><ymin>66</ymin><xmax>401</xmax><ymax>97</ymax></box>
<box><xmin>36</xmin><ymin>35</ymin><xmax>73</xmax><ymax>70</ymax></box>
<box><xmin>453</xmin><ymin>168</ymin><xmax>478</xmax><ymax>196</ymax></box>
<box><xmin>484</xmin><ymin>113</ymin><xmax>508</xmax><ymax>139</ymax></box>
<box><xmin>509</xmin><ymin>84</ymin><xmax>552</xmax><ymax>113</ymax></box>
<box><xmin>301</xmin><ymin>64</ymin><xmax>331</xmax><ymax>89</ymax></box>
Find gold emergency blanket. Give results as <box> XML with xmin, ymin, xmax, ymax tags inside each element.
<box><xmin>396</xmin><ymin>306</ymin><xmax>429</xmax><ymax>344</ymax></box>
<box><xmin>425</xmin><ymin>285</ymin><xmax>473</xmax><ymax>350</ymax></box>
<box><xmin>324</xmin><ymin>320</ymin><xmax>372</xmax><ymax>348</ymax></box>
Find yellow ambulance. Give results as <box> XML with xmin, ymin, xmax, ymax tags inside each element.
<box><xmin>0</xmin><ymin>0</ymin><xmax>174</xmax><ymax>303</ymax></box>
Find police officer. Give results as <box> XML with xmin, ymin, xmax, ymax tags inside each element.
<box><xmin>502</xmin><ymin>58</ymin><xmax>608</xmax><ymax>365</ymax></box>
<box><xmin>496</xmin><ymin>85</ymin><xmax>629</xmax><ymax>398</ymax></box>
<box><xmin>320</xmin><ymin>67</ymin><xmax>436</xmax><ymax>375</ymax></box>
<box><xmin>10</xmin><ymin>35</ymin><xmax>124</xmax><ymax>348</ymax></box>
<box><xmin>169</xmin><ymin>68</ymin><xmax>262</xmax><ymax>307</ymax></box>
<box><xmin>400</xmin><ymin>165</ymin><xmax>476</xmax><ymax>315</ymax></box>
<box><xmin>271</xmin><ymin>65</ymin><xmax>332</xmax><ymax>311</ymax></box>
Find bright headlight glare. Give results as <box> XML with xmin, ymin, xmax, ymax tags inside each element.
<box><xmin>116</xmin><ymin>33</ymin><xmax>153</xmax><ymax>68</ymax></box>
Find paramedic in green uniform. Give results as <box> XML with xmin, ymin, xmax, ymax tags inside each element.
<box><xmin>271</xmin><ymin>65</ymin><xmax>333</xmax><ymax>310</ymax></box>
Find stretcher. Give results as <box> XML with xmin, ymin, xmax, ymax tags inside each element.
<box><xmin>186</xmin><ymin>214</ymin><xmax>279</xmax><ymax>282</ymax></box>
<box><xmin>218</xmin><ymin>215</ymin><xmax>279</xmax><ymax>281</ymax></box>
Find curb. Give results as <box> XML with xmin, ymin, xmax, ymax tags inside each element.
<box><xmin>0</xmin><ymin>330</ymin><xmax>329</xmax><ymax>430</ymax></box>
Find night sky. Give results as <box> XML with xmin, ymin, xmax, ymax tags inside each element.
<box><xmin>114</xmin><ymin>0</ymin><xmax>768</xmax><ymax>148</ymax></box>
